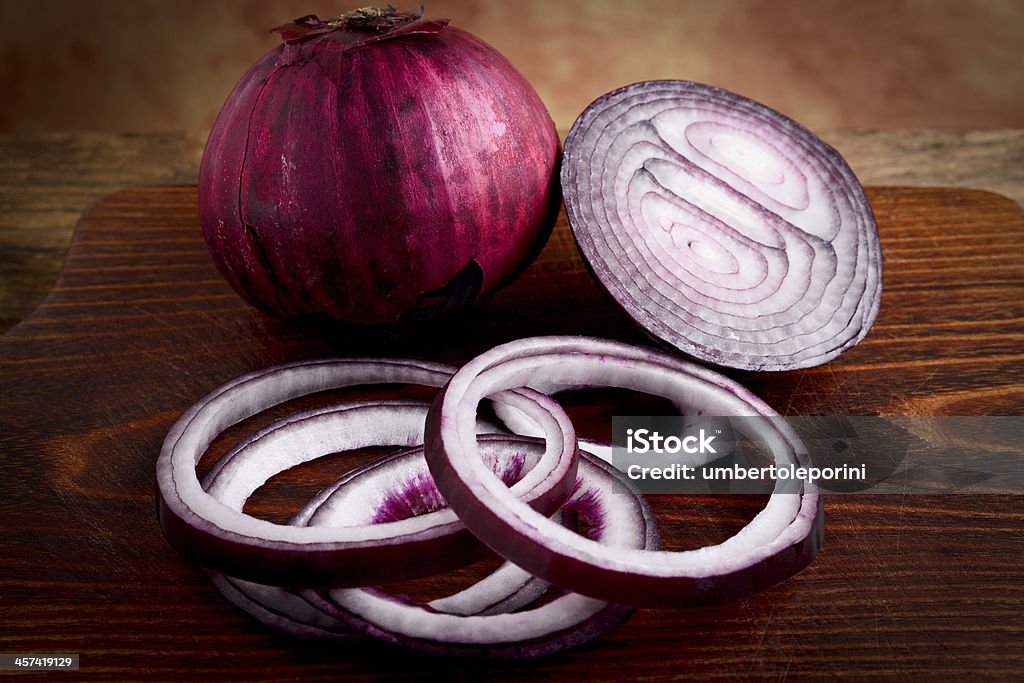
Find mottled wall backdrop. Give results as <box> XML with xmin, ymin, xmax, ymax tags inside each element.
<box><xmin>1</xmin><ymin>0</ymin><xmax>1022</xmax><ymax>132</ymax></box>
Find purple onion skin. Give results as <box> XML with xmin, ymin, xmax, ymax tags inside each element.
<box><xmin>199</xmin><ymin>13</ymin><xmax>561</xmax><ymax>325</ymax></box>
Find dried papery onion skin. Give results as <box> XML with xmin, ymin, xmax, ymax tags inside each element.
<box><xmin>561</xmin><ymin>80</ymin><xmax>882</xmax><ymax>371</ymax></box>
<box><xmin>199</xmin><ymin>7</ymin><xmax>560</xmax><ymax>325</ymax></box>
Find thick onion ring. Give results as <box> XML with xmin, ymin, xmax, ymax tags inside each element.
<box><xmin>425</xmin><ymin>336</ymin><xmax>823</xmax><ymax>607</ymax></box>
<box><xmin>156</xmin><ymin>359</ymin><xmax>577</xmax><ymax>586</ymax></box>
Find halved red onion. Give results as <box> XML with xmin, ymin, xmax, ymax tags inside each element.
<box><xmin>303</xmin><ymin>440</ymin><xmax>657</xmax><ymax>658</ymax></box>
<box><xmin>156</xmin><ymin>359</ymin><xmax>577</xmax><ymax>586</ymax></box>
<box><xmin>561</xmin><ymin>81</ymin><xmax>882</xmax><ymax>371</ymax></box>
<box><xmin>425</xmin><ymin>336</ymin><xmax>823</xmax><ymax>608</ymax></box>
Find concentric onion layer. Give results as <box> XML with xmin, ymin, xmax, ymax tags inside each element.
<box><xmin>155</xmin><ymin>359</ymin><xmax>578</xmax><ymax>587</ymax></box>
<box><xmin>425</xmin><ymin>336</ymin><xmax>824</xmax><ymax>608</ymax></box>
<box><xmin>562</xmin><ymin>80</ymin><xmax>882</xmax><ymax>371</ymax></box>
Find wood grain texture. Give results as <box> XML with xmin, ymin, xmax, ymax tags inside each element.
<box><xmin>0</xmin><ymin>186</ymin><xmax>1022</xmax><ymax>680</ymax></box>
<box><xmin>1</xmin><ymin>129</ymin><xmax>1023</xmax><ymax>333</ymax></box>
<box><xmin>0</xmin><ymin>132</ymin><xmax>206</xmax><ymax>332</ymax></box>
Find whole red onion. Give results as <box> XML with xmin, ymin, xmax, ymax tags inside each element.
<box><xmin>199</xmin><ymin>8</ymin><xmax>561</xmax><ymax>325</ymax></box>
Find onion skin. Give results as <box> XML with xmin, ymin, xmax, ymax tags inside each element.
<box><xmin>199</xmin><ymin>9</ymin><xmax>561</xmax><ymax>324</ymax></box>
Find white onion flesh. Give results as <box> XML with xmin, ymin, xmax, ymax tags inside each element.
<box><xmin>204</xmin><ymin>418</ymin><xmax>606</xmax><ymax>653</ymax></box>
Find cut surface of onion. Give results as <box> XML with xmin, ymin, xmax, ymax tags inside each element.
<box><xmin>561</xmin><ymin>80</ymin><xmax>882</xmax><ymax>371</ymax></box>
<box><xmin>302</xmin><ymin>439</ymin><xmax>657</xmax><ymax>658</ymax></box>
<box><xmin>156</xmin><ymin>359</ymin><xmax>577</xmax><ymax>587</ymax></box>
<box><xmin>425</xmin><ymin>336</ymin><xmax>823</xmax><ymax>608</ymax></box>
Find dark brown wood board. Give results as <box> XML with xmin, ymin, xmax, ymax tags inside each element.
<box><xmin>1</xmin><ymin>186</ymin><xmax>1022</xmax><ymax>681</ymax></box>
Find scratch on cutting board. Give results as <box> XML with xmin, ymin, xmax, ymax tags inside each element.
<box><xmin>745</xmin><ymin>606</ymin><xmax>778</xmax><ymax>676</ymax></box>
<box><xmin>781</xmin><ymin>369</ymin><xmax>808</xmax><ymax>415</ymax></box>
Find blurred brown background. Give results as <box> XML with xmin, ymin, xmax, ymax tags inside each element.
<box><xmin>1</xmin><ymin>0</ymin><xmax>1022</xmax><ymax>133</ymax></box>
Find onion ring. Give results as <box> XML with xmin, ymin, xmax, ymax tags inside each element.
<box><xmin>425</xmin><ymin>336</ymin><xmax>823</xmax><ymax>607</ymax></box>
<box><xmin>203</xmin><ymin>415</ymin><xmax>570</xmax><ymax>641</ymax></box>
<box><xmin>156</xmin><ymin>359</ymin><xmax>577</xmax><ymax>586</ymax></box>
<box><xmin>303</xmin><ymin>439</ymin><xmax>656</xmax><ymax>658</ymax></box>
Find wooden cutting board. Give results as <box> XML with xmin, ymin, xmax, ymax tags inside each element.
<box><xmin>1</xmin><ymin>186</ymin><xmax>1021</xmax><ymax>680</ymax></box>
